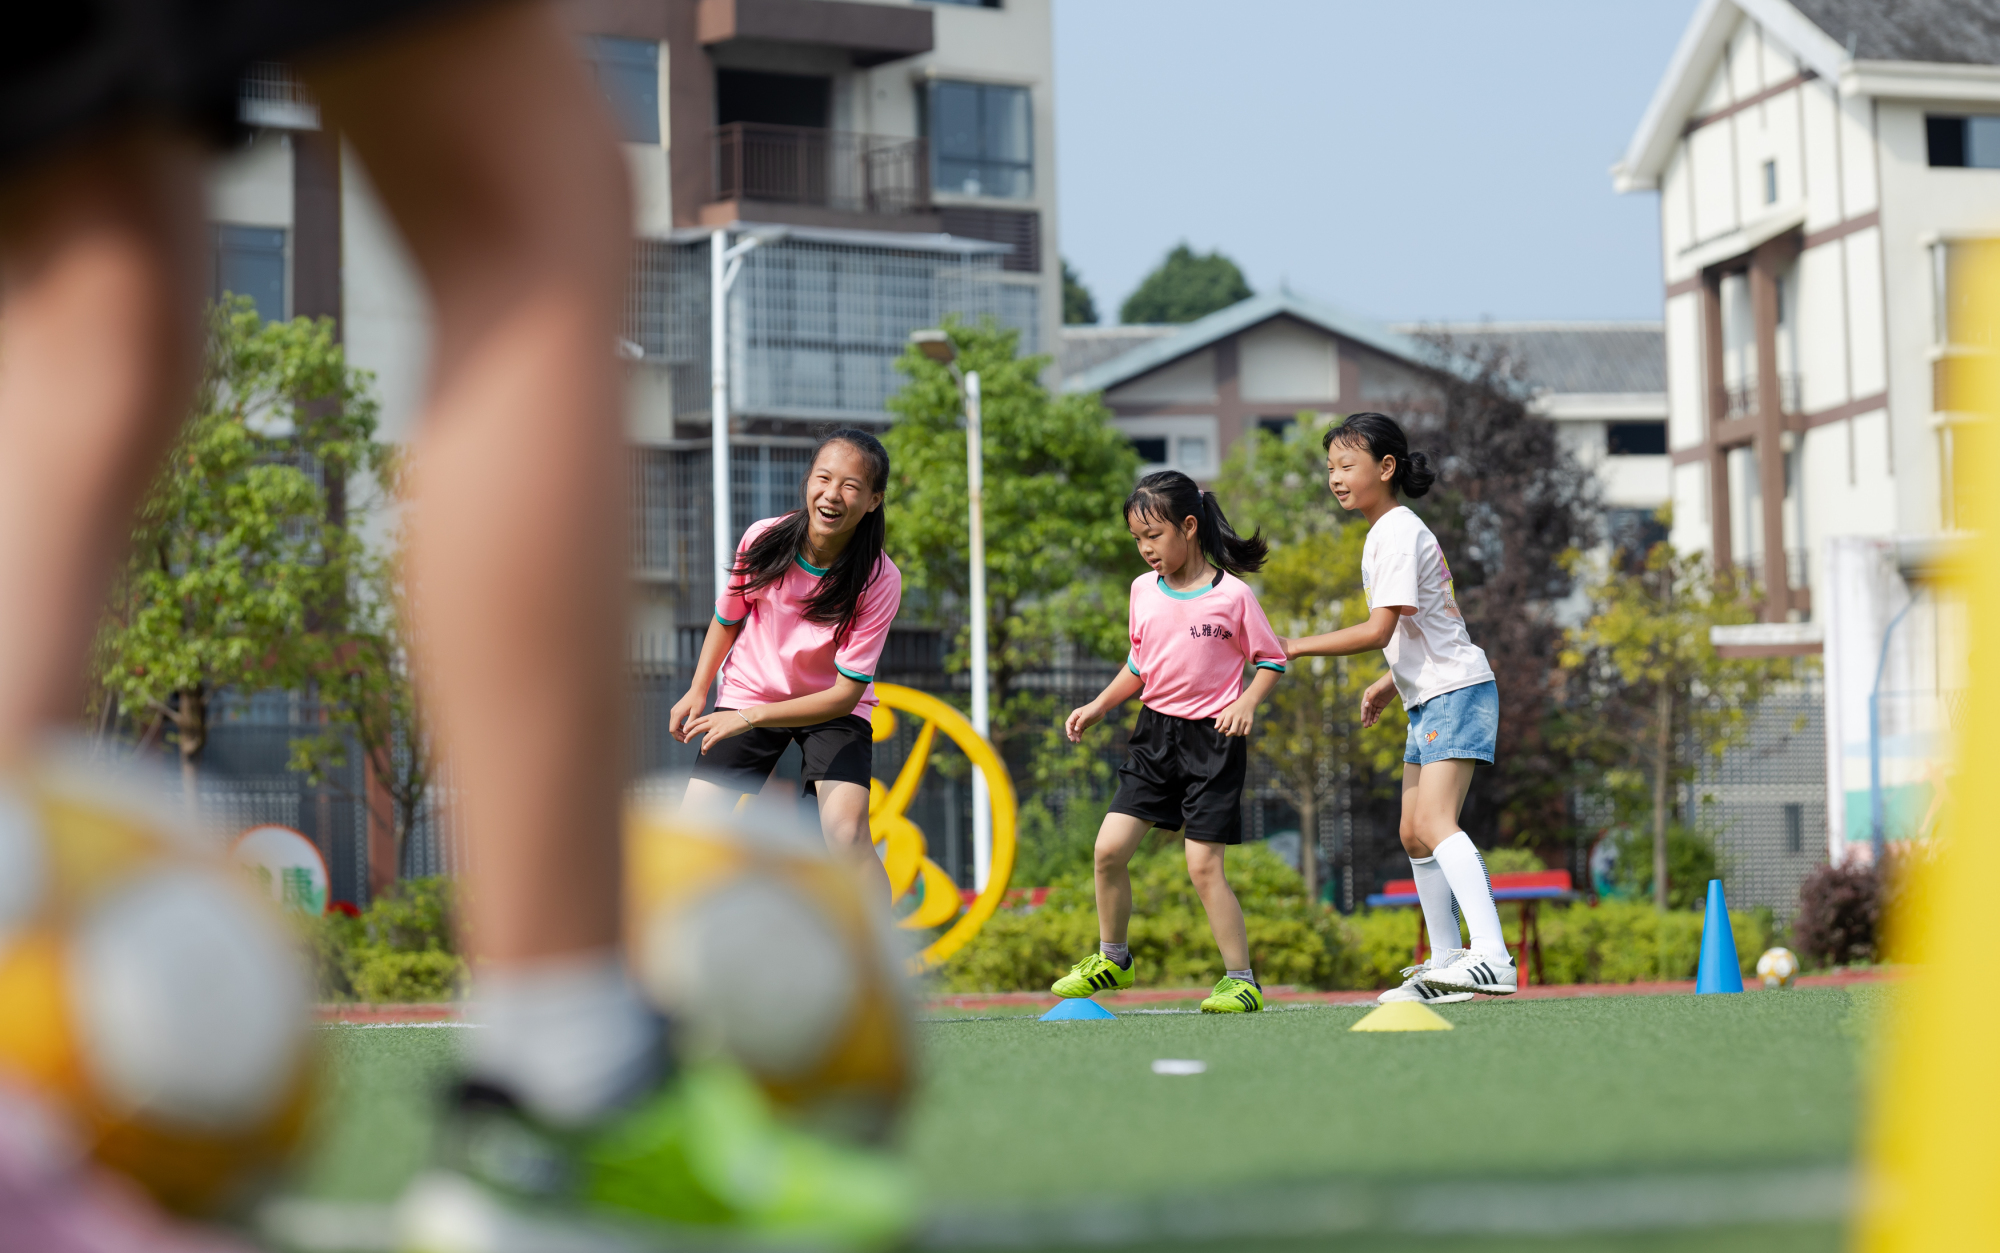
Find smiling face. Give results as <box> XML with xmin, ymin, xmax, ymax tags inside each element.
<box><xmin>803</xmin><ymin>440</ymin><xmax>884</xmax><ymax>546</ymax></box>
<box><xmin>1126</xmin><ymin>506</ymin><xmax>1202</xmax><ymax>579</ymax></box>
<box><xmin>1325</xmin><ymin>437</ymin><xmax>1396</xmax><ymax>515</ymax></box>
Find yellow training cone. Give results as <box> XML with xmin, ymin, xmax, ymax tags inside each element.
<box><xmin>1349</xmin><ymin>1002</ymin><xmax>1454</xmax><ymax>1032</ymax></box>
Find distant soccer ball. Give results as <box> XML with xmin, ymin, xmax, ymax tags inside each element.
<box><xmin>626</xmin><ymin>801</ymin><xmax>913</xmax><ymax>1141</ymax></box>
<box><xmin>1756</xmin><ymin>946</ymin><xmax>1800</xmax><ymax>989</ymax></box>
<box><xmin>0</xmin><ymin>753</ymin><xmax>316</xmax><ymax>1213</ymax></box>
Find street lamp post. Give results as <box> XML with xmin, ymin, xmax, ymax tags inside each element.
<box><xmin>911</xmin><ymin>331</ymin><xmax>992</xmax><ymax>891</ymax></box>
<box><xmin>710</xmin><ymin>227</ymin><xmax>783</xmax><ymax>597</ymax></box>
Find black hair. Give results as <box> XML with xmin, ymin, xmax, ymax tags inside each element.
<box><xmin>1123</xmin><ymin>470</ymin><xmax>1269</xmax><ymax>575</ymax></box>
<box><xmin>730</xmin><ymin>428</ymin><xmax>890</xmax><ymax>639</ymax></box>
<box><xmin>1322</xmin><ymin>411</ymin><xmax>1436</xmax><ymax>498</ymax></box>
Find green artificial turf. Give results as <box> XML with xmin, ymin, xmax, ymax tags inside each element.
<box><xmin>284</xmin><ymin>988</ymin><xmax>1879</xmax><ymax>1250</ymax></box>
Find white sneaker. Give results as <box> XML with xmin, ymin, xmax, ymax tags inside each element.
<box><xmin>1419</xmin><ymin>949</ymin><xmax>1517</xmax><ymax>996</ymax></box>
<box><xmin>1377</xmin><ymin>954</ymin><xmax>1474</xmax><ymax>1005</ymax></box>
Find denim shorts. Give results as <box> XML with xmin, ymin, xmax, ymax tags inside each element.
<box><xmin>1403</xmin><ymin>680</ymin><xmax>1498</xmax><ymax>765</ymax></box>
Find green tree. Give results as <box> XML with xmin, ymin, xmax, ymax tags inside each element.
<box><xmin>1557</xmin><ymin>539</ymin><xmax>1795</xmax><ymax>911</ymax></box>
<box><xmin>881</xmin><ymin>318</ymin><xmax>1142</xmax><ymax>749</ymax></box>
<box><xmin>1219</xmin><ymin>425</ymin><xmax>1404</xmax><ymax>902</ymax></box>
<box><xmin>288</xmin><ymin>533</ymin><xmax>435</xmax><ymax>868</ymax></box>
<box><xmin>93</xmin><ymin>299</ymin><xmax>386</xmax><ymax>800</ymax></box>
<box><xmin>1119</xmin><ymin>243</ymin><xmax>1252</xmax><ymax>325</ymax></box>
<box><xmin>1062</xmin><ymin>258</ymin><xmax>1098</xmax><ymax>325</ymax></box>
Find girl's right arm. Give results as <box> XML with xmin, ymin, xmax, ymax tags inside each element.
<box><xmin>669</xmin><ymin>617</ymin><xmax>745</xmax><ymax>742</ymax></box>
<box><xmin>1283</xmin><ymin>605</ymin><xmax>1407</xmax><ymax>659</ymax></box>
<box><xmin>1064</xmin><ymin>666</ymin><xmax>1143</xmax><ymax>743</ymax></box>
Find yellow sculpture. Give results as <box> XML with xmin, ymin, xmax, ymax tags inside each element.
<box><xmin>867</xmin><ymin>683</ymin><xmax>1016</xmax><ymax>970</ymax></box>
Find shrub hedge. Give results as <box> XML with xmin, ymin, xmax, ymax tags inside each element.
<box><xmin>305</xmin><ymin>875</ymin><xmax>464</xmax><ymax>1002</ymax></box>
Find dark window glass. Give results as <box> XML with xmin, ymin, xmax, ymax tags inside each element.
<box><xmin>1606</xmin><ymin>421</ymin><xmax>1668</xmax><ymax>456</ymax></box>
<box><xmin>581</xmin><ymin>36</ymin><xmax>658</xmax><ymax>144</ymax></box>
<box><xmin>1762</xmin><ymin>159</ymin><xmax>1777</xmax><ymax>204</ymax></box>
<box><xmin>936</xmin><ymin>206</ymin><xmax>1040</xmax><ymax>272</ymax></box>
<box><xmin>882</xmin><ymin>629</ymin><xmax>944</xmax><ymax>673</ymax></box>
<box><xmin>214</xmin><ymin>225</ymin><xmax>286</xmax><ymax>322</ymax></box>
<box><xmin>927</xmin><ymin>81</ymin><xmax>1031</xmax><ymax>199</ymax></box>
<box><xmin>1929</xmin><ymin>116</ymin><xmax>2000</xmax><ymax>168</ymax></box>
<box><xmin>1258</xmin><ymin>417</ymin><xmax>1296</xmax><ymax>439</ymax></box>
<box><xmin>1130</xmin><ymin>436</ymin><xmax>1168</xmax><ymax>464</ymax></box>
<box><xmin>1784</xmin><ymin>802</ymin><xmax>1804</xmax><ymax>854</ymax></box>
<box><xmin>1605</xmin><ymin>507</ymin><xmax>1668</xmax><ymax>571</ymax></box>
<box><xmin>716</xmin><ymin>70</ymin><xmax>830</xmax><ymax>129</ymax></box>
<box><xmin>1930</xmin><ymin>116</ymin><xmax>1967</xmax><ymax>167</ymax></box>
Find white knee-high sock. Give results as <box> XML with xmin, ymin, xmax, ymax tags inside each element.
<box><xmin>469</xmin><ymin>950</ymin><xmax>661</xmax><ymax>1125</ymax></box>
<box><xmin>1408</xmin><ymin>856</ymin><xmax>1462</xmax><ymax>958</ymax></box>
<box><xmin>1430</xmin><ymin>833</ymin><xmax>1509</xmax><ymax>961</ymax></box>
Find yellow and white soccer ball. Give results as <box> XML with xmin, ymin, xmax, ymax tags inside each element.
<box><xmin>626</xmin><ymin>799</ymin><xmax>913</xmax><ymax>1141</ymax></box>
<box><xmin>1756</xmin><ymin>945</ymin><xmax>1800</xmax><ymax>989</ymax></box>
<box><xmin>0</xmin><ymin>753</ymin><xmax>315</xmax><ymax>1213</ymax></box>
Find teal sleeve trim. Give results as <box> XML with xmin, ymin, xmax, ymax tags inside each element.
<box><xmin>836</xmin><ymin>664</ymin><xmax>873</xmax><ymax>683</ymax></box>
<box><xmin>1126</xmin><ymin>656</ymin><xmax>1142</xmax><ymax>677</ymax></box>
<box><xmin>715</xmin><ymin>611</ymin><xmax>744</xmax><ymax>627</ymax></box>
<box><xmin>1255</xmin><ymin>661</ymin><xmax>1287</xmax><ymax>673</ymax></box>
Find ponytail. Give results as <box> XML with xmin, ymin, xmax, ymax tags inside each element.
<box><xmin>1124</xmin><ymin>471</ymin><xmax>1269</xmax><ymax>575</ymax></box>
<box><xmin>1323</xmin><ymin>411</ymin><xmax>1436</xmax><ymax>498</ymax></box>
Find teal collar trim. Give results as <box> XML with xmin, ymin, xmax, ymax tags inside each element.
<box><xmin>794</xmin><ymin>553</ymin><xmax>829</xmax><ymax>577</ymax></box>
<box><xmin>1155</xmin><ymin>568</ymin><xmax>1225</xmax><ymax>600</ymax></box>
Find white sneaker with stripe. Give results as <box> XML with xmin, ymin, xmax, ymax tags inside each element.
<box><xmin>1376</xmin><ymin>952</ymin><xmax>1475</xmax><ymax>1005</ymax></box>
<box><xmin>1419</xmin><ymin>948</ymin><xmax>1517</xmax><ymax>996</ymax></box>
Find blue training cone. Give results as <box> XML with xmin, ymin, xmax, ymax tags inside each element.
<box><xmin>1695</xmin><ymin>878</ymin><xmax>1744</xmax><ymax>994</ymax></box>
<box><xmin>1040</xmin><ymin>998</ymin><xmax>1116</xmax><ymax>1021</ymax></box>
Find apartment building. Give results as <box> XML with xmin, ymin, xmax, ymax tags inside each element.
<box><xmin>1615</xmin><ymin>0</ymin><xmax>2000</xmax><ymax>866</ymax></box>
<box><xmin>207</xmin><ymin>0</ymin><xmax>1061</xmax><ymax>630</ymax></box>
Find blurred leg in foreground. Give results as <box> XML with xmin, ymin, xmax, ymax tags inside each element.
<box><xmin>0</xmin><ymin>134</ymin><xmax>207</xmax><ymax>759</ymax></box>
<box><xmin>303</xmin><ymin>3</ymin><xmax>657</xmax><ymax>1123</ymax></box>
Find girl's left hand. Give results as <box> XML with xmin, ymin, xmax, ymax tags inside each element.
<box><xmin>685</xmin><ymin>708</ymin><xmax>758</xmax><ymax>754</ymax></box>
<box><xmin>1214</xmin><ymin>697</ymin><xmax>1256</xmax><ymax>738</ymax></box>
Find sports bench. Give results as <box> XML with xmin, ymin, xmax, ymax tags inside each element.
<box><xmin>1364</xmin><ymin>869</ymin><xmax>1576</xmax><ymax>987</ymax></box>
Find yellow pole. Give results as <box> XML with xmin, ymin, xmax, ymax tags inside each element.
<box><xmin>1858</xmin><ymin>242</ymin><xmax>2000</xmax><ymax>1249</ymax></box>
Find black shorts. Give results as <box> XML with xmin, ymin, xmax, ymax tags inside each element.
<box><xmin>692</xmin><ymin>710</ymin><xmax>875</xmax><ymax>796</ymax></box>
<box><xmin>1</xmin><ymin>0</ymin><xmax>482</xmax><ymax>175</ymax></box>
<box><xmin>1108</xmin><ymin>707</ymin><xmax>1247</xmax><ymax>844</ymax></box>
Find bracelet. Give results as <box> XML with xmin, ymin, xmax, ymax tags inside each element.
<box><xmin>735</xmin><ymin>711</ymin><xmax>755</xmax><ymax>730</ymax></box>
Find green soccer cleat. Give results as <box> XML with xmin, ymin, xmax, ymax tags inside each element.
<box><xmin>1051</xmin><ymin>951</ymin><xmax>1135</xmax><ymax>998</ymax></box>
<box><xmin>397</xmin><ymin>1058</ymin><xmax>914</xmax><ymax>1252</ymax></box>
<box><xmin>1200</xmin><ymin>976</ymin><xmax>1264</xmax><ymax>1014</ymax></box>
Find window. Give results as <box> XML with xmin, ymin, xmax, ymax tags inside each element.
<box><xmin>936</xmin><ymin>206</ymin><xmax>1040</xmax><ymax>272</ymax></box>
<box><xmin>925</xmin><ymin>81</ymin><xmax>1032</xmax><ymax>199</ymax></box>
<box><xmin>716</xmin><ymin>69</ymin><xmax>829</xmax><ymax>129</ymax></box>
<box><xmin>1762</xmin><ymin>159</ymin><xmax>1777</xmax><ymax>204</ymax></box>
<box><xmin>1257</xmin><ymin>417</ymin><xmax>1296</xmax><ymax>439</ymax></box>
<box><xmin>213</xmin><ymin>225</ymin><xmax>286</xmax><ymax>322</ymax></box>
<box><xmin>1928</xmin><ymin>115</ymin><xmax>2000</xmax><ymax>168</ymax></box>
<box><xmin>1177</xmin><ymin>436</ymin><xmax>1210</xmax><ymax>473</ymax></box>
<box><xmin>1130</xmin><ymin>436</ymin><xmax>1168</xmax><ymax>464</ymax></box>
<box><xmin>1606</xmin><ymin>422</ymin><xmax>1667</xmax><ymax>456</ymax></box>
<box><xmin>580</xmin><ymin>36</ymin><xmax>659</xmax><ymax>144</ymax></box>
<box><xmin>1783</xmin><ymin>803</ymin><xmax>1804</xmax><ymax>854</ymax></box>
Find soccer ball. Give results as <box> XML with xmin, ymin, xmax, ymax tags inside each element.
<box><xmin>0</xmin><ymin>753</ymin><xmax>315</xmax><ymax>1213</ymax></box>
<box><xmin>625</xmin><ymin>801</ymin><xmax>913</xmax><ymax>1141</ymax></box>
<box><xmin>1756</xmin><ymin>946</ymin><xmax>1800</xmax><ymax>989</ymax></box>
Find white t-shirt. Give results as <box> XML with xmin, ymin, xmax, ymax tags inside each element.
<box><xmin>1361</xmin><ymin>505</ymin><xmax>1495</xmax><ymax>708</ymax></box>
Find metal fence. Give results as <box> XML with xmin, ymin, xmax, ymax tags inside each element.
<box><xmin>712</xmin><ymin>124</ymin><xmax>930</xmax><ymax>218</ymax></box>
<box><xmin>1691</xmin><ymin>675</ymin><xmax>1829</xmax><ymax>920</ymax></box>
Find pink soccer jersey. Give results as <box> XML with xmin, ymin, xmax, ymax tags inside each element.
<box><xmin>715</xmin><ymin>516</ymin><xmax>903</xmax><ymax>718</ymax></box>
<box><xmin>1126</xmin><ymin>569</ymin><xmax>1287</xmax><ymax>721</ymax></box>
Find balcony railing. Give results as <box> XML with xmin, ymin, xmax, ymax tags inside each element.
<box><xmin>238</xmin><ymin>62</ymin><xmax>319</xmax><ymax>130</ymax></box>
<box><xmin>712</xmin><ymin>123</ymin><xmax>930</xmax><ymax>217</ymax></box>
<box><xmin>1721</xmin><ymin>374</ymin><xmax>1802</xmax><ymax>420</ymax></box>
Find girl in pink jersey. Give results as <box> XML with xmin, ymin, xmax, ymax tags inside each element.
<box><xmin>1053</xmin><ymin>471</ymin><xmax>1289</xmax><ymax>1013</ymax></box>
<box><xmin>670</xmin><ymin>429</ymin><xmax>903</xmax><ymax>899</ymax></box>
<box><xmin>1285</xmin><ymin>412</ymin><xmax>1514</xmax><ymax>1003</ymax></box>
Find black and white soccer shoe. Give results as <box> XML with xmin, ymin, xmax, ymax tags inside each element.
<box><xmin>1418</xmin><ymin>949</ymin><xmax>1518</xmax><ymax>996</ymax></box>
<box><xmin>1377</xmin><ymin>955</ymin><xmax>1474</xmax><ymax>1006</ymax></box>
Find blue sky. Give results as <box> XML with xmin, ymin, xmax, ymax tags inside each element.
<box><xmin>1052</xmin><ymin>0</ymin><xmax>1701</xmax><ymax>325</ymax></box>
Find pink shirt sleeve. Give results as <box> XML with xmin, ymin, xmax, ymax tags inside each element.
<box><xmin>1126</xmin><ymin>581</ymin><xmax>1144</xmax><ymax>676</ymax></box>
<box><xmin>832</xmin><ymin>559</ymin><xmax>903</xmax><ymax>682</ymax></box>
<box><xmin>715</xmin><ymin>519</ymin><xmax>773</xmax><ymax>626</ymax></box>
<box><xmin>1238</xmin><ymin>585</ymin><xmax>1288</xmax><ymax>674</ymax></box>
